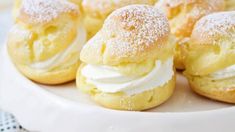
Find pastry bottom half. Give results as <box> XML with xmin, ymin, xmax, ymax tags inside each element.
<box><xmin>15</xmin><ymin>61</ymin><xmax>80</xmax><ymax>85</ymax></box>
<box><xmin>77</xmin><ymin>64</ymin><xmax>176</xmax><ymax>111</ymax></box>
<box><xmin>186</xmin><ymin>74</ymin><xmax>235</xmax><ymax>103</ymax></box>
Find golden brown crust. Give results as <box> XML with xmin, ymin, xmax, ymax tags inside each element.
<box><xmin>8</xmin><ymin>0</ymin><xmax>85</xmax><ymax>84</ymax></box>
<box><xmin>156</xmin><ymin>0</ymin><xmax>225</xmax><ymax>38</ymax></box>
<box><xmin>174</xmin><ymin>40</ymin><xmax>187</xmax><ymax>70</ymax></box>
<box><xmin>184</xmin><ymin>11</ymin><xmax>235</xmax><ymax>76</ymax></box>
<box><xmin>80</xmin><ymin>5</ymin><xmax>173</xmax><ymax>66</ymax></box>
<box><xmin>156</xmin><ymin>0</ymin><xmax>225</xmax><ymax>70</ymax></box>
<box><xmin>76</xmin><ymin>63</ymin><xmax>175</xmax><ymax>111</ymax></box>
<box><xmin>186</xmin><ymin>74</ymin><xmax>235</xmax><ymax>103</ymax></box>
<box><xmin>191</xmin><ymin>84</ymin><xmax>235</xmax><ymax>104</ymax></box>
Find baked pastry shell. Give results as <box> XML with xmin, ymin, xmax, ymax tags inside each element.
<box><xmin>186</xmin><ymin>74</ymin><xmax>235</xmax><ymax>103</ymax></box>
<box><xmin>76</xmin><ymin>63</ymin><xmax>176</xmax><ymax>111</ymax></box>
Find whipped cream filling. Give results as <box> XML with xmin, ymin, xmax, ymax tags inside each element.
<box><xmin>30</xmin><ymin>24</ymin><xmax>86</xmax><ymax>70</ymax></box>
<box><xmin>81</xmin><ymin>58</ymin><xmax>174</xmax><ymax>95</ymax></box>
<box><xmin>210</xmin><ymin>64</ymin><xmax>235</xmax><ymax>80</ymax></box>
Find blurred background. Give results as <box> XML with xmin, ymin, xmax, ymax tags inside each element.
<box><xmin>0</xmin><ymin>0</ymin><xmax>13</xmax><ymax>46</ymax></box>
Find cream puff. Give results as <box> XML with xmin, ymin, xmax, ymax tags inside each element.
<box><xmin>81</xmin><ymin>0</ymin><xmax>156</xmax><ymax>39</ymax></box>
<box><xmin>225</xmin><ymin>0</ymin><xmax>235</xmax><ymax>10</ymax></box>
<box><xmin>184</xmin><ymin>11</ymin><xmax>235</xmax><ymax>103</ymax></box>
<box><xmin>155</xmin><ymin>0</ymin><xmax>225</xmax><ymax>70</ymax></box>
<box><xmin>8</xmin><ymin>0</ymin><xmax>87</xmax><ymax>84</ymax></box>
<box><xmin>77</xmin><ymin>5</ymin><xmax>176</xmax><ymax>111</ymax></box>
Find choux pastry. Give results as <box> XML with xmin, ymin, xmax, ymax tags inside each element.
<box><xmin>156</xmin><ymin>0</ymin><xmax>225</xmax><ymax>69</ymax></box>
<box><xmin>77</xmin><ymin>5</ymin><xmax>176</xmax><ymax>111</ymax></box>
<box><xmin>8</xmin><ymin>0</ymin><xmax>87</xmax><ymax>84</ymax></box>
<box><xmin>184</xmin><ymin>11</ymin><xmax>235</xmax><ymax>103</ymax></box>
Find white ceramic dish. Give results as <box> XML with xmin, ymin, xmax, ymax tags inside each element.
<box><xmin>1</xmin><ymin>8</ymin><xmax>235</xmax><ymax>132</ymax></box>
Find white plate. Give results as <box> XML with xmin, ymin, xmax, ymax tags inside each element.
<box><xmin>1</xmin><ymin>8</ymin><xmax>235</xmax><ymax>132</ymax></box>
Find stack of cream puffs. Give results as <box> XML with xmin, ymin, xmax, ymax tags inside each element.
<box><xmin>184</xmin><ymin>11</ymin><xmax>235</xmax><ymax>103</ymax></box>
<box><xmin>77</xmin><ymin>5</ymin><xmax>176</xmax><ymax>111</ymax></box>
<box><xmin>8</xmin><ymin>0</ymin><xmax>86</xmax><ymax>84</ymax></box>
<box><xmin>81</xmin><ymin>0</ymin><xmax>156</xmax><ymax>38</ymax></box>
<box><xmin>156</xmin><ymin>0</ymin><xmax>225</xmax><ymax>69</ymax></box>
<box><xmin>8</xmin><ymin>0</ymin><xmax>235</xmax><ymax>111</ymax></box>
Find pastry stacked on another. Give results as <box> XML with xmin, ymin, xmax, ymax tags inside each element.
<box><xmin>82</xmin><ymin>0</ymin><xmax>156</xmax><ymax>38</ymax></box>
<box><xmin>184</xmin><ymin>11</ymin><xmax>235</xmax><ymax>103</ymax></box>
<box><xmin>77</xmin><ymin>5</ymin><xmax>176</xmax><ymax>111</ymax></box>
<box><xmin>8</xmin><ymin>0</ymin><xmax>87</xmax><ymax>84</ymax></box>
<box><xmin>225</xmin><ymin>0</ymin><xmax>235</xmax><ymax>10</ymax></box>
<box><xmin>156</xmin><ymin>0</ymin><xmax>225</xmax><ymax>69</ymax></box>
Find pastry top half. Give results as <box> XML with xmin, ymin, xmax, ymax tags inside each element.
<box><xmin>82</xmin><ymin>0</ymin><xmax>156</xmax><ymax>19</ymax></box>
<box><xmin>13</xmin><ymin>0</ymin><xmax>83</xmax><ymax>21</ymax></box>
<box><xmin>185</xmin><ymin>11</ymin><xmax>235</xmax><ymax>76</ymax></box>
<box><xmin>17</xmin><ymin>0</ymin><xmax>79</xmax><ymax>25</ymax></box>
<box><xmin>156</xmin><ymin>0</ymin><xmax>225</xmax><ymax>38</ymax></box>
<box><xmin>81</xmin><ymin>5</ymin><xmax>173</xmax><ymax>68</ymax></box>
<box><xmin>9</xmin><ymin>0</ymin><xmax>82</xmax><ymax>66</ymax></box>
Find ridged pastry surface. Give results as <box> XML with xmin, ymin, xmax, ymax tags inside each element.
<box><xmin>184</xmin><ymin>11</ymin><xmax>235</xmax><ymax>103</ymax></box>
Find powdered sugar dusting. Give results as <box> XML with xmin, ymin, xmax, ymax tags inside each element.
<box><xmin>193</xmin><ymin>11</ymin><xmax>235</xmax><ymax>43</ymax></box>
<box><xmin>21</xmin><ymin>0</ymin><xmax>78</xmax><ymax>24</ymax></box>
<box><xmin>102</xmin><ymin>5</ymin><xmax>170</xmax><ymax>57</ymax></box>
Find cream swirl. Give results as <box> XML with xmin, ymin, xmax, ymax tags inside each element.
<box><xmin>210</xmin><ymin>64</ymin><xmax>235</xmax><ymax>80</ymax></box>
<box><xmin>81</xmin><ymin>57</ymin><xmax>174</xmax><ymax>95</ymax></box>
<box><xmin>30</xmin><ymin>24</ymin><xmax>86</xmax><ymax>70</ymax></box>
